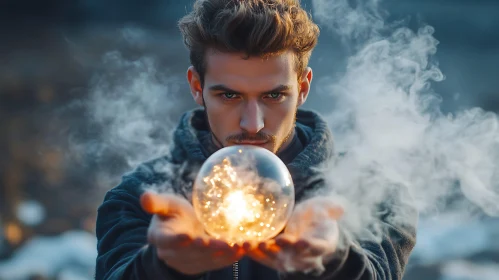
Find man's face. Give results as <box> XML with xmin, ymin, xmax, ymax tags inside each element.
<box><xmin>187</xmin><ymin>50</ymin><xmax>312</xmax><ymax>154</ymax></box>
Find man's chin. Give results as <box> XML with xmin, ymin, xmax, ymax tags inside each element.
<box><xmin>226</xmin><ymin>142</ymin><xmax>275</xmax><ymax>153</ymax></box>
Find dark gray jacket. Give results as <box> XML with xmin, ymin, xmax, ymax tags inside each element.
<box><xmin>95</xmin><ymin>108</ymin><xmax>416</xmax><ymax>280</ymax></box>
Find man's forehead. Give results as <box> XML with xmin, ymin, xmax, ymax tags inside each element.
<box><xmin>205</xmin><ymin>49</ymin><xmax>294</xmax><ymax>71</ymax></box>
<box><xmin>204</xmin><ymin>49</ymin><xmax>296</xmax><ymax>85</ymax></box>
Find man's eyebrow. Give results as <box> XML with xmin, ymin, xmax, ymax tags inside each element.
<box><xmin>208</xmin><ymin>84</ymin><xmax>240</xmax><ymax>93</ymax></box>
<box><xmin>261</xmin><ymin>85</ymin><xmax>291</xmax><ymax>94</ymax></box>
<box><xmin>208</xmin><ymin>84</ymin><xmax>292</xmax><ymax>94</ymax></box>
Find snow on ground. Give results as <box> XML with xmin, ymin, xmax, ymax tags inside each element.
<box><xmin>440</xmin><ymin>261</ymin><xmax>499</xmax><ymax>280</ymax></box>
<box><xmin>0</xmin><ymin>231</ymin><xmax>96</xmax><ymax>280</ymax></box>
<box><xmin>411</xmin><ymin>214</ymin><xmax>499</xmax><ymax>265</ymax></box>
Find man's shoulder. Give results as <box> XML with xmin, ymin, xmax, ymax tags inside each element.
<box><xmin>109</xmin><ymin>155</ymin><xmax>182</xmax><ymax>199</ymax></box>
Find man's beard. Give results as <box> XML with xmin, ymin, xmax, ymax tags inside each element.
<box><xmin>202</xmin><ymin>96</ymin><xmax>298</xmax><ymax>153</ymax></box>
<box><xmin>275</xmin><ymin>109</ymin><xmax>297</xmax><ymax>154</ymax></box>
<box><xmin>277</xmin><ymin>123</ymin><xmax>295</xmax><ymax>152</ymax></box>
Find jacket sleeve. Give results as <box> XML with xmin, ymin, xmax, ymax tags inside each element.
<box><xmin>94</xmin><ymin>176</ymin><xmax>204</xmax><ymax>280</ymax></box>
<box><xmin>281</xmin><ymin>188</ymin><xmax>417</xmax><ymax>280</ymax></box>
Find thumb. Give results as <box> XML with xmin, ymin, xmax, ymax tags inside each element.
<box><xmin>140</xmin><ymin>192</ymin><xmax>190</xmax><ymax>216</ymax></box>
<box><xmin>300</xmin><ymin>197</ymin><xmax>344</xmax><ymax>220</ymax></box>
<box><xmin>326</xmin><ymin>205</ymin><xmax>344</xmax><ymax>220</ymax></box>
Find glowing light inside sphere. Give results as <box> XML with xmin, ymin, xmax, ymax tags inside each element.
<box><xmin>192</xmin><ymin>146</ymin><xmax>295</xmax><ymax>244</ymax></box>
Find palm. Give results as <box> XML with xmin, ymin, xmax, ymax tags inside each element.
<box><xmin>140</xmin><ymin>192</ymin><xmax>245</xmax><ymax>275</ymax></box>
<box><xmin>247</xmin><ymin>197</ymin><xmax>343</xmax><ymax>274</ymax></box>
<box><xmin>284</xmin><ymin>197</ymin><xmax>342</xmax><ymax>241</ymax></box>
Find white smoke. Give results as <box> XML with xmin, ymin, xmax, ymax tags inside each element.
<box><xmin>68</xmin><ymin>32</ymin><xmax>187</xmax><ymax>178</ymax></box>
<box><xmin>90</xmin><ymin>51</ymin><xmax>179</xmax><ymax>167</ymax></box>
<box><xmin>312</xmin><ymin>0</ymin><xmax>499</xmax><ymax>240</ymax></box>
<box><xmin>313</xmin><ymin>0</ymin><xmax>386</xmax><ymax>44</ymax></box>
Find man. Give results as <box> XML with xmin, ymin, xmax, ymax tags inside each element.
<box><xmin>95</xmin><ymin>0</ymin><xmax>417</xmax><ymax>279</ymax></box>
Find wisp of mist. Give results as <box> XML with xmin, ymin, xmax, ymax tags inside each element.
<box><xmin>312</xmin><ymin>0</ymin><xmax>499</xmax><ymax>243</ymax></box>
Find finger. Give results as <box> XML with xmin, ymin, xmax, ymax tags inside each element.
<box><xmin>142</xmin><ymin>192</ymin><xmax>192</xmax><ymax>216</ymax></box>
<box><xmin>185</xmin><ymin>237</ymin><xmax>216</xmax><ymax>259</ymax></box>
<box><xmin>140</xmin><ymin>192</ymin><xmax>160</xmax><ymax>214</ymax></box>
<box><xmin>192</xmin><ymin>236</ymin><xmax>209</xmax><ymax>247</ymax></box>
<box><xmin>294</xmin><ymin>239</ymin><xmax>310</xmax><ymax>254</ymax></box>
<box><xmin>289</xmin><ymin>257</ymin><xmax>325</xmax><ymax>274</ymax></box>
<box><xmin>310</xmin><ymin>198</ymin><xmax>344</xmax><ymax>220</ymax></box>
<box><xmin>208</xmin><ymin>239</ymin><xmax>231</xmax><ymax>250</ymax></box>
<box><xmin>192</xmin><ymin>238</ymin><xmax>240</xmax><ymax>261</ymax></box>
<box><xmin>258</xmin><ymin>241</ymin><xmax>280</xmax><ymax>259</ymax></box>
<box><xmin>242</xmin><ymin>241</ymin><xmax>259</xmax><ymax>252</ymax></box>
<box><xmin>310</xmin><ymin>239</ymin><xmax>333</xmax><ymax>256</ymax></box>
<box><xmin>277</xmin><ymin>236</ymin><xmax>331</xmax><ymax>258</ymax></box>
<box><xmin>247</xmin><ymin>247</ymin><xmax>267</xmax><ymax>260</ymax></box>
<box><xmin>211</xmin><ymin>239</ymin><xmax>247</xmax><ymax>259</ymax></box>
<box><xmin>141</xmin><ymin>192</ymin><xmax>194</xmax><ymax>216</ymax></box>
<box><xmin>140</xmin><ymin>192</ymin><xmax>178</xmax><ymax>215</ymax></box>
<box><xmin>326</xmin><ymin>205</ymin><xmax>344</xmax><ymax>220</ymax></box>
<box><xmin>275</xmin><ymin>234</ymin><xmax>296</xmax><ymax>249</ymax></box>
<box><xmin>295</xmin><ymin>198</ymin><xmax>344</xmax><ymax>220</ymax></box>
<box><xmin>222</xmin><ymin>243</ymin><xmax>246</xmax><ymax>259</ymax></box>
<box><xmin>232</xmin><ymin>243</ymin><xmax>247</xmax><ymax>257</ymax></box>
<box><xmin>297</xmin><ymin>238</ymin><xmax>331</xmax><ymax>257</ymax></box>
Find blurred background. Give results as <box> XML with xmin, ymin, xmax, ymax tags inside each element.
<box><xmin>1</xmin><ymin>0</ymin><xmax>499</xmax><ymax>279</ymax></box>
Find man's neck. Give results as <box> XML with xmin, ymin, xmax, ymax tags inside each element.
<box><xmin>275</xmin><ymin>129</ymin><xmax>303</xmax><ymax>165</ymax></box>
<box><xmin>276</xmin><ymin>128</ymin><xmax>296</xmax><ymax>154</ymax></box>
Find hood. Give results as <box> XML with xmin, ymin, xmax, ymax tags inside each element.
<box><xmin>168</xmin><ymin>108</ymin><xmax>335</xmax><ymax>199</ymax></box>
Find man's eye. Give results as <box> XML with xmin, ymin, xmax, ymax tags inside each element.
<box><xmin>223</xmin><ymin>92</ymin><xmax>237</xmax><ymax>99</ymax></box>
<box><xmin>267</xmin><ymin>92</ymin><xmax>283</xmax><ymax>99</ymax></box>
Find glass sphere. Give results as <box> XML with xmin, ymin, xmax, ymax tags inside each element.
<box><xmin>192</xmin><ymin>145</ymin><xmax>295</xmax><ymax>244</ymax></box>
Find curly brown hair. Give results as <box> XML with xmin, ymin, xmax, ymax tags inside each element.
<box><xmin>178</xmin><ymin>0</ymin><xmax>320</xmax><ymax>86</ymax></box>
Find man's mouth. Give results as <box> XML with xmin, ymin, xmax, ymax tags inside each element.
<box><xmin>234</xmin><ymin>140</ymin><xmax>268</xmax><ymax>145</ymax></box>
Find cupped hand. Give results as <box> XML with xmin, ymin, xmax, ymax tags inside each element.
<box><xmin>140</xmin><ymin>192</ymin><xmax>246</xmax><ymax>275</ymax></box>
<box><xmin>247</xmin><ymin>197</ymin><xmax>343</xmax><ymax>274</ymax></box>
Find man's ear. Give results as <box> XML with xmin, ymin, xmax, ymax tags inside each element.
<box><xmin>187</xmin><ymin>66</ymin><xmax>204</xmax><ymax>106</ymax></box>
<box><xmin>297</xmin><ymin>67</ymin><xmax>312</xmax><ymax>107</ymax></box>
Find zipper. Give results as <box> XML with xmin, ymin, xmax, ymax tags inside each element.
<box><xmin>232</xmin><ymin>261</ymin><xmax>239</xmax><ymax>280</ymax></box>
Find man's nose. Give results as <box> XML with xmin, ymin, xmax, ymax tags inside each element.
<box><xmin>240</xmin><ymin>100</ymin><xmax>264</xmax><ymax>134</ymax></box>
